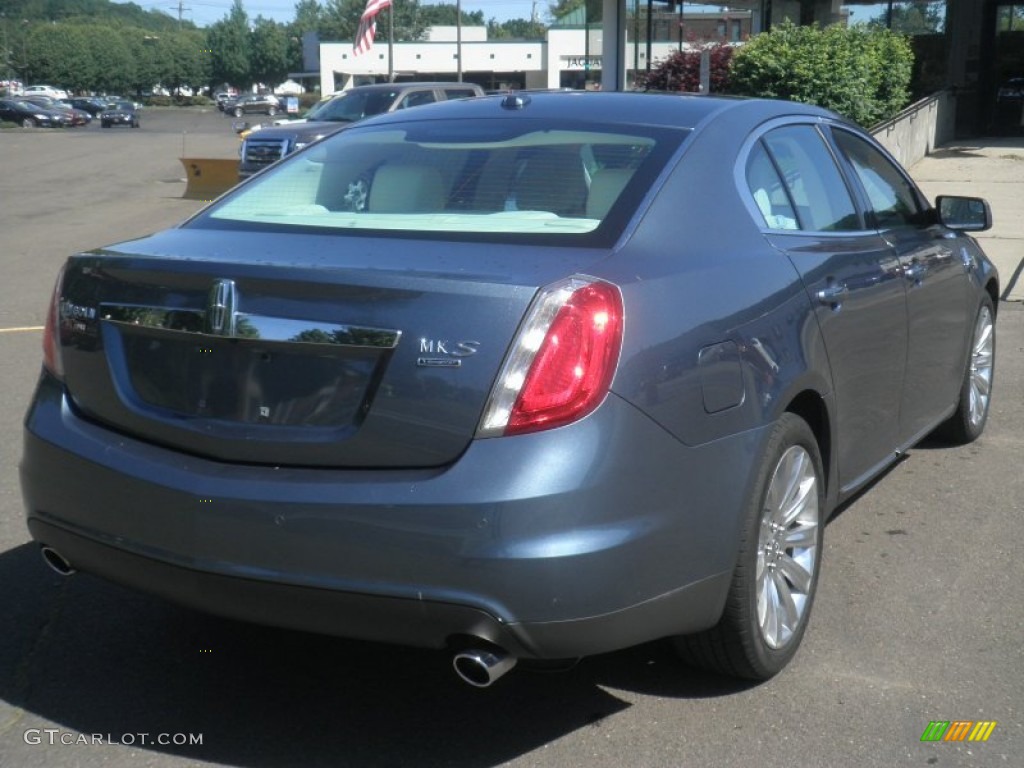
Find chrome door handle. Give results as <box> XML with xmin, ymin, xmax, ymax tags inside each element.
<box><xmin>904</xmin><ymin>262</ymin><xmax>926</xmax><ymax>282</ymax></box>
<box><xmin>816</xmin><ymin>283</ymin><xmax>848</xmax><ymax>306</ymax></box>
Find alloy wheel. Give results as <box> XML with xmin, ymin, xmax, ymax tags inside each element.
<box><xmin>968</xmin><ymin>304</ymin><xmax>994</xmax><ymax>428</ymax></box>
<box><xmin>756</xmin><ymin>444</ymin><xmax>820</xmax><ymax>650</ymax></box>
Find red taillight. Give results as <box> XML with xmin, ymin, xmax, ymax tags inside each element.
<box><xmin>42</xmin><ymin>267</ymin><xmax>65</xmax><ymax>379</ymax></box>
<box><xmin>478</xmin><ymin>277</ymin><xmax>623</xmax><ymax>437</ymax></box>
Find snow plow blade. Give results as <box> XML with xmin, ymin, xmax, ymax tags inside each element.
<box><xmin>180</xmin><ymin>158</ymin><xmax>240</xmax><ymax>201</ymax></box>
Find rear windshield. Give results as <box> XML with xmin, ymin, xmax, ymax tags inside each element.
<box><xmin>197</xmin><ymin>118</ymin><xmax>686</xmax><ymax>245</ymax></box>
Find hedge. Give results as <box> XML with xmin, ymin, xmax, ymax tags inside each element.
<box><xmin>729</xmin><ymin>22</ymin><xmax>913</xmax><ymax>127</ymax></box>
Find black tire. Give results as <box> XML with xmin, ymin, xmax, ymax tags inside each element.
<box><xmin>934</xmin><ymin>295</ymin><xmax>996</xmax><ymax>445</ymax></box>
<box><xmin>21</xmin><ymin>117</ymin><xmax>36</xmax><ymax>128</ymax></box>
<box><xmin>101</xmin><ymin>121</ymin><xmax>110</xmax><ymax>128</ymax></box>
<box><xmin>233</xmin><ymin>107</ymin><xmax>243</xmax><ymax>118</ymax></box>
<box><xmin>267</xmin><ymin>106</ymin><xmax>277</xmax><ymax>116</ymax></box>
<box><xmin>674</xmin><ymin>413</ymin><xmax>825</xmax><ymax>680</ymax></box>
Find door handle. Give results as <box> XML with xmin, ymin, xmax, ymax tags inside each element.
<box><xmin>903</xmin><ymin>261</ymin><xmax>926</xmax><ymax>283</ymax></box>
<box><xmin>816</xmin><ymin>283</ymin><xmax>848</xmax><ymax>307</ymax></box>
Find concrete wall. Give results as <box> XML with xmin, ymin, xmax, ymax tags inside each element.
<box><xmin>870</xmin><ymin>90</ymin><xmax>956</xmax><ymax>168</ymax></box>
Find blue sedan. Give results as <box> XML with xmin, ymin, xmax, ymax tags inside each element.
<box><xmin>22</xmin><ymin>92</ymin><xmax>997</xmax><ymax>686</ymax></box>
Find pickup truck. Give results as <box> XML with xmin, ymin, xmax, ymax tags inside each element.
<box><xmin>239</xmin><ymin>82</ymin><xmax>484</xmax><ymax>177</ymax></box>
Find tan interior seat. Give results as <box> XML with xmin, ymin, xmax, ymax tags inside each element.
<box><xmin>369</xmin><ymin>165</ymin><xmax>446</xmax><ymax>213</ymax></box>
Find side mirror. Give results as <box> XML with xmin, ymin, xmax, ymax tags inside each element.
<box><xmin>935</xmin><ymin>195</ymin><xmax>992</xmax><ymax>232</ymax></box>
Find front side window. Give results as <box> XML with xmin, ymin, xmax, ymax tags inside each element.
<box><xmin>831</xmin><ymin>129</ymin><xmax>923</xmax><ymax>230</ymax></box>
<box><xmin>760</xmin><ymin>125</ymin><xmax>860</xmax><ymax>232</ymax></box>
<box><xmin>317</xmin><ymin>91</ymin><xmax>399</xmax><ymax>123</ymax></box>
<box><xmin>198</xmin><ymin>119</ymin><xmax>684</xmax><ymax>243</ymax></box>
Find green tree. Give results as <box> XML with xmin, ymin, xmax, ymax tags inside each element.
<box><xmin>119</xmin><ymin>27</ymin><xmax>165</xmax><ymax>95</ymax></box>
<box><xmin>168</xmin><ymin>29</ymin><xmax>211</xmax><ymax>94</ymax></box>
<box><xmin>419</xmin><ymin>4</ymin><xmax>485</xmax><ymax>26</ymax></box>
<box><xmin>870</xmin><ymin>1</ymin><xmax>944</xmax><ymax>35</ymax></box>
<box><xmin>208</xmin><ymin>0</ymin><xmax>251</xmax><ymax>88</ymax></box>
<box><xmin>487</xmin><ymin>18</ymin><xmax>547</xmax><ymax>39</ymax></box>
<box><xmin>82</xmin><ymin>24</ymin><xmax>136</xmax><ymax>93</ymax></box>
<box><xmin>5</xmin><ymin>0</ymin><xmax>190</xmax><ymax>33</ymax></box>
<box><xmin>996</xmin><ymin>4</ymin><xmax>1024</xmax><ymax>31</ymax></box>
<box><xmin>250</xmin><ymin>17</ymin><xmax>291</xmax><ymax>87</ymax></box>
<box><xmin>289</xmin><ymin>0</ymin><xmax>324</xmax><ymax>71</ymax></box>
<box><xmin>24</xmin><ymin>22</ymin><xmax>93</xmax><ymax>92</ymax></box>
<box><xmin>547</xmin><ymin>0</ymin><xmax>600</xmax><ymax>23</ymax></box>
<box><xmin>292</xmin><ymin>0</ymin><xmax>326</xmax><ymax>33</ymax></box>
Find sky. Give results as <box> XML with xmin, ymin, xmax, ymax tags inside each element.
<box><xmin>138</xmin><ymin>1</ymin><xmax>904</xmax><ymax>31</ymax></box>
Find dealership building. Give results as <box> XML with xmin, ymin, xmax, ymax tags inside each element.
<box><xmin>315</xmin><ymin>7</ymin><xmax>756</xmax><ymax>94</ymax></box>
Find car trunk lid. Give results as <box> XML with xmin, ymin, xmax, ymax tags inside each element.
<box><xmin>56</xmin><ymin>228</ymin><xmax>607</xmax><ymax>468</ymax></box>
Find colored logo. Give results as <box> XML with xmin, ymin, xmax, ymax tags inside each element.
<box><xmin>921</xmin><ymin>721</ymin><xmax>997</xmax><ymax>742</ymax></box>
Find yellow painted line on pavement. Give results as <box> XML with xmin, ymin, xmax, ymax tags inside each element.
<box><xmin>0</xmin><ymin>326</ymin><xmax>44</xmax><ymax>333</ymax></box>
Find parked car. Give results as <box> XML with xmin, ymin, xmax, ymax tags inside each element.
<box><xmin>996</xmin><ymin>77</ymin><xmax>1024</xmax><ymax>102</ymax></box>
<box><xmin>21</xmin><ymin>95</ymin><xmax>90</xmax><ymax>126</ymax></box>
<box><xmin>99</xmin><ymin>100</ymin><xmax>140</xmax><ymax>128</ymax></box>
<box><xmin>22</xmin><ymin>92</ymin><xmax>998</xmax><ymax>687</ymax></box>
<box><xmin>65</xmin><ymin>97</ymin><xmax>108</xmax><ymax>116</ymax></box>
<box><xmin>215</xmin><ymin>91</ymin><xmax>235</xmax><ymax>111</ymax></box>
<box><xmin>24</xmin><ymin>84</ymin><xmax>68</xmax><ymax>100</ymax></box>
<box><xmin>226</xmin><ymin>93</ymin><xmax>281</xmax><ymax>118</ymax></box>
<box><xmin>238</xmin><ymin>82</ymin><xmax>484</xmax><ymax>176</ymax></box>
<box><xmin>0</xmin><ymin>98</ymin><xmax>71</xmax><ymax>127</ymax></box>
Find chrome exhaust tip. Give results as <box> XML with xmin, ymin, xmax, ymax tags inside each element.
<box><xmin>40</xmin><ymin>545</ymin><xmax>75</xmax><ymax>576</ymax></box>
<box><xmin>452</xmin><ymin>648</ymin><xmax>517</xmax><ymax>688</ymax></box>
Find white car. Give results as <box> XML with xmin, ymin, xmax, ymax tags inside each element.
<box><xmin>24</xmin><ymin>84</ymin><xmax>69</xmax><ymax>100</ymax></box>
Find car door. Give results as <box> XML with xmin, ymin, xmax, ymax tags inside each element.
<box><xmin>746</xmin><ymin>123</ymin><xmax>908</xmax><ymax>491</ymax></box>
<box><xmin>829</xmin><ymin>128</ymin><xmax>972</xmax><ymax>445</ymax></box>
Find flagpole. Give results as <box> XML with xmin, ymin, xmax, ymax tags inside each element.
<box><xmin>388</xmin><ymin>3</ymin><xmax>394</xmax><ymax>81</ymax></box>
<box><xmin>456</xmin><ymin>0</ymin><xmax>463</xmax><ymax>82</ymax></box>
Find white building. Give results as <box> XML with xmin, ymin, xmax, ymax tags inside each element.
<box><xmin>319</xmin><ymin>9</ymin><xmax>753</xmax><ymax>95</ymax></box>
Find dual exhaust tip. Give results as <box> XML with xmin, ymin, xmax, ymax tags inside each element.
<box><xmin>39</xmin><ymin>544</ymin><xmax>517</xmax><ymax>686</ymax></box>
<box><xmin>40</xmin><ymin>545</ymin><xmax>75</xmax><ymax>577</ymax></box>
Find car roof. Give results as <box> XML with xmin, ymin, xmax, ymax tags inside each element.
<box><xmin>347</xmin><ymin>82</ymin><xmax>481</xmax><ymax>93</ymax></box>
<box><xmin>356</xmin><ymin>90</ymin><xmax>837</xmax><ymax>132</ymax></box>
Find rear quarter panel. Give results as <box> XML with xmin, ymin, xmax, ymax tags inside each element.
<box><xmin>597</xmin><ymin>106</ymin><xmax>833</xmax><ymax>450</ymax></box>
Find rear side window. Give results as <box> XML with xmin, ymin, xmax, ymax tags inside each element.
<box><xmin>397</xmin><ymin>91</ymin><xmax>437</xmax><ymax>109</ymax></box>
<box><xmin>746</xmin><ymin>143</ymin><xmax>799</xmax><ymax>230</ymax></box>
<box><xmin>759</xmin><ymin>125</ymin><xmax>860</xmax><ymax>232</ymax></box>
<box><xmin>201</xmin><ymin>120</ymin><xmax>686</xmax><ymax>244</ymax></box>
<box><xmin>831</xmin><ymin>129</ymin><xmax>923</xmax><ymax>229</ymax></box>
<box><xmin>444</xmin><ymin>88</ymin><xmax>480</xmax><ymax>100</ymax></box>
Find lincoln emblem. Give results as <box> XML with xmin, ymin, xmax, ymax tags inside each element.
<box><xmin>206</xmin><ymin>279</ymin><xmax>237</xmax><ymax>336</ymax></box>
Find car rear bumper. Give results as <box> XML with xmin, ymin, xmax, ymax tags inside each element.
<box><xmin>22</xmin><ymin>373</ymin><xmax>763</xmax><ymax>658</ymax></box>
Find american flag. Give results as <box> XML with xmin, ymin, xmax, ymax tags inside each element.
<box><xmin>353</xmin><ymin>0</ymin><xmax>393</xmax><ymax>56</ymax></box>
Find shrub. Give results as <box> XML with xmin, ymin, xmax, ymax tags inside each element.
<box><xmin>729</xmin><ymin>21</ymin><xmax>913</xmax><ymax>127</ymax></box>
<box><xmin>179</xmin><ymin>95</ymin><xmax>214</xmax><ymax>106</ymax></box>
<box><xmin>636</xmin><ymin>44</ymin><xmax>735</xmax><ymax>93</ymax></box>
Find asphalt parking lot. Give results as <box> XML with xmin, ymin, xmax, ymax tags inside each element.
<box><xmin>0</xmin><ymin>108</ymin><xmax>1021</xmax><ymax>767</ymax></box>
